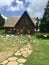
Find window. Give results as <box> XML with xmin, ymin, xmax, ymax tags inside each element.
<box><xmin>17</xmin><ymin>29</ymin><xmax>19</xmax><ymax>32</ymax></box>
<box><xmin>10</xmin><ymin>28</ymin><xmax>12</xmax><ymax>30</ymax></box>
<box><xmin>20</xmin><ymin>29</ymin><xmax>23</xmax><ymax>33</ymax></box>
<box><xmin>24</xmin><ymin>19</ymin><xmax>28</xmax><ymax>23</ymax></box>
<box><xmin>23</xmin><ymin>27</ymin><xmax>25</xmax><ymax>29</ymax></box>
<box><xmin>25</xmin><ymin>20</ymin><xmax>27</xmax><ymax>23</ymax></box>
<box><xmin>28</xmin><ymin>29</ymin><xmax>30</xmax><ymax>34</ymax></box>
<box><xmin>13</xmin><ymin>28</ymin><xmax>15</xmax><ymax>30</ymax></box>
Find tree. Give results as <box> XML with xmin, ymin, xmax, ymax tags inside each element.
<box><xmin>36</xmin><ymin>17</ymin><xmax>40</xmax><ymax>31</ymax></box>
<box><xmin>0</xmin><ymin>14</ymin><xmax>5</xmax><ymax>29</ymax></box>
<box><xmin>40</xmin><ymin>0</ymin><xmax>49</xmax><ymax>32</ymax></box>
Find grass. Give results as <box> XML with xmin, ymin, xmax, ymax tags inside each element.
<box><xmin>0</xmin><ymin>35</ymin><xmax>27</xmax><ymax>52</ymax></box>
<box><xmin>0</xmin><ymin>30</ymin><xmax>49</xmax><ymax>65</ymax></box>
<box><xmin>0</xmin><ymin>30</ymin><xmax>5</xmax><ymax>35</ymax></box>
<box><xmin>24</xmin><ymin>34</ymin><xmax>49</xmax><ymax>65</ymax></box>
<box><xmin>0</xmin><ymin>34</ymin><xmax>27</xmax><ymax>62</ymax></box>
<box><xmin>0</xmin><ymin>30</ymin><xmax>28</xmax><ymax>52</ymax></box>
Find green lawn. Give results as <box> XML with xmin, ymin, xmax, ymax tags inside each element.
<box><xmin>24</xmin><ymin>34</ymin><xmax>49</xmax><ymax>65</ymax></box>
<box><xmin>0</xmin><ymin>30</ymin><xmax>49</xmax><ymax>65</ymax></box>
<box><xmin>0</xmin><ymin>30</ymin><xmax>5</xmax><ymax>35</ymax></box>
<box><xmin>0</xmin><ymin>35</ymin><xmax>28</xmax><ymax>52</ymax></box>
<box><xmin>0</xmin><ymin>33</ymin><xmax>28</xmax><ymax>62</ymax></box>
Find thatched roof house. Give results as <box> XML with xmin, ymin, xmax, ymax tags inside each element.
<box><xmin>4</xmin><ymin>11</ymin><xmax>36</xmax><ymax>34</ymax></box>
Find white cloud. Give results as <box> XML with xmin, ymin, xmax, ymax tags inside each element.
<box><xmin>7</xmin><ymin>6</ymin><xmax>16</xmax><ymax>12</ymax></box>
<box><xmin>7</xmin><ymin>6</ymin><xmax>19</xmax><ymax>12</ymax></box>
<box><xmin>16</xmin><ymin>0</ymin><xmax>25</xmax><ymax>10</ymax></box>
<box><xmin>0</xmin><ymin>0</ymin><xmax>25</xmax><ymax>12</ymax></box>
<box><xmin>7</xmin><ymin>0</ymin><xmax>25</xmax><ymax>12</ymax></box>
<box><xmin>26</xmin><ymin>0</ymin><xmax>48</xmax><ymax>18</ymax></box>
<box><xmin>0</xmin><ymin>0</ymin><xmax>14</xmax><ymax>7</ymax></box>
<box><xmin>25</xmin><ymin>0</ymin><xmax>30</xmax><ymax>3</ymax></box>
<box><xmin>0</xmin><ymin>0</ymin><xmax>48</xmax><ymax>18</ymax></box>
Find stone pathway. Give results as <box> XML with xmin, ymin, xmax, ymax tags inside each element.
<box><xmin>0</xmin><ymin>43</ymin><xmax>32</xmax><ymax>65</ymax></box>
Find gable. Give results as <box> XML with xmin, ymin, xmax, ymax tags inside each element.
<box><xmin>15</xmin><ymin>11</ymin><xmax>35</xmax><ymax>28</ymax></box>
<box><xmin>4</xmin><ymin>11</ymin><xmax>36</xmax><ymax>27</ymax></box>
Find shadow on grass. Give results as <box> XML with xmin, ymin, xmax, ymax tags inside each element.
<box><xmin>36</xmin><ymin>34</ymin><xmax>49</xmax><ymax>39</ymax></box>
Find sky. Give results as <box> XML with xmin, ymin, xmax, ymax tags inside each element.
<box><xmin>0</xmin><ymin>0</ymin><xmax>48</xmax><ymax>18</ymax></box>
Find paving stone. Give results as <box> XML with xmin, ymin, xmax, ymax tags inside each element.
<box><xmin>20</xmin><ymin>49</ymin><xmax>28</xmax><ymax>54</ymax></box>
<box><xmin>0</xmin><ymin>44</ymin><xmax>32</xmax><ymax>65</ymax></box>
<box><xmin>0</xmin><ymin>60</ymin><xmax>8</xmax><ymax>65</ymax></box>
<box><xmin>8</xmin><ymin>57</ymin><xmax>17</xmax><ymax>61</ymax></box>
<box><xmin>17</xmin><ymin>58</ymin><xmax>26</xmax><ymax>63</ymax></box>
<box><xmin>23</xmin><ymin>51</ymin><xmax>27</xmax><ymax>54</ymax></box>
<box><xmin>27</xmin><ymin>45</ymin><xmax>31</xmax><ymax>49</ymax></box>
<box><xmin>27</xmin><ymin>50</ymin><xmax>32</xmax><ymax>54</ymax></box>
<box><xmin>7</xmin><ymin>61</ymin><xmax>18</xmax><ymax>65</ymax></box>
<box><xmin>20</xmin><ymin>48</ymin><xmax>24</xmax><ymax>52</ymax></box>
<box><xmin>22</xmin><ymin>53</ymin><xmax>29</xmax><ymax>57</ymax></box>
<box><xmin>21</xmin><ymin>51</ymin><xmax>27</xmax><ymax>54</ymax></box>
<box><xmin>24</xmin><ymin>47</ymin><xmax>28</xmax><ymax>51</ymax></box>
<box><xmin>15</xmin><ymin>51</ymin><xmax>22</xmax><ymax>56</ymax></box>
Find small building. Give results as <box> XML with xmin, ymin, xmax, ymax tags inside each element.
<box><xmin>4</xmin><ymin>11</ymin><xmax>36</xmax><ymax>34</ymax></box>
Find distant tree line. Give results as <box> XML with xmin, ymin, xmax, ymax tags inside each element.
<box><xmin>35</xmin><ymin>0</ymin><xmax>49</xmax><ymax>33</ymax></box>
<box><xmin>0</xmin><ymin>14</ymin><xmax>5</xmax><ymax>29</ymax></box>
<box><xmin>40</xmin><ymin>0</ymin><xmax>49</xmax><ymax>33</ymax></box>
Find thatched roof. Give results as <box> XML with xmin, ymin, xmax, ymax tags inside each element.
<box><xmin>4</xmin><ymin>16</ymin><xmax>20</xmax><ymax>27</ymax></box>
<box><xmin>31</xmin><ymin>17</ymin><xmax>37</xmax><ymax>25</ymax></box>
<box><xmin>4</xmin><ymin>16</ymin><xmax>36</xmax><ymax>27</ymax></box>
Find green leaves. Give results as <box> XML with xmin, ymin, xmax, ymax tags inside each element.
<box><xmin>0</xmin><ymin>14</ymin><xmax>5</xmax><ymax>29</ymax></box>
<box><xmin>40</xmin><ymin>0</ymin><xmax>49</xmax><ymax>32</ymax></box>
